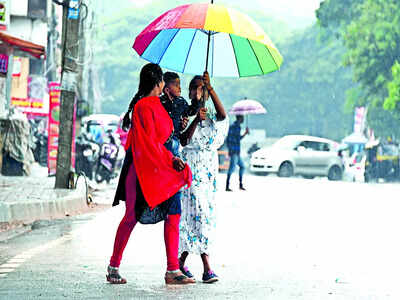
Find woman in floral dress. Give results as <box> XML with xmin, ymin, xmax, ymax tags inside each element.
<box><xmin>179</xmin><ymin>72</ymin><xmax>229</xmax><ymax>283</ymax></box>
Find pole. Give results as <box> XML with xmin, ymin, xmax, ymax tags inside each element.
<box><xmin>76</xmin><ymin>0</ymin><xmax>88</xmax><ymax>132</ymax></box>
<box><xmin>201</xmin><ymin>0</ymin><xmax>213</xmax><ymax>106</ymax></box>
<box><xmin>55</xmin><ymin>0</ymin><xmax>80</xmax><ymax>188</ymax></box>
<box><xmin>46</xmin><ymin>2</ymin><xmax>57</xmax><ymax>82</ymax></box>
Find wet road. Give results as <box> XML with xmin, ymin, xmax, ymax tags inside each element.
<box><xmin>1</xmin><ymin>174</ymin><xmax>400</xmax><ymax>299</ymax></box>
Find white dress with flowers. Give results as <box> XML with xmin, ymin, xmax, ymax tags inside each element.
<box><xmin>179</xmin><ymin>113</ymin><xmax>229</xmax><ymax>255</ymax></box>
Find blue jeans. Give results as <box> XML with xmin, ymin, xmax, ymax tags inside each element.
<box><xmin>227</xmin><ymin>153</ymin><xmax>245</xmax><ymax>182</ymax></box>
<box><xmin>164</xmin><ymin>136</ymin><xmax>180</xmax><ymax>157</ymax></box>
<box><xmin>163</xmin><ymin>136</ymin><xmax>181</xmax><ymax>215</ymax></box>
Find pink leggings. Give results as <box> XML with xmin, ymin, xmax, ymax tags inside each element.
<box><xmin>109</xmin><ymin>163</ymin><xmax>180</xmax><ymax>271</ymax></box>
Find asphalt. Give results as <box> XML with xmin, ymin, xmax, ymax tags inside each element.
<box><xmin>0</xmin><ymin>163</ymin><xmax>90</xmax><ymax>241</ymax></box>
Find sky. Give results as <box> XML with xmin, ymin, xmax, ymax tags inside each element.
<box><xmin>255</xmin><ymin>0</ymin><xmax>322</xmax><ymax>27</ymax></box>
<box><xmin>256</xmin><ymin>0</ymin><xmax>322</xmax><ymax>18</ymax></box>
<box><xmin>129</xmin><ymin>0</ymin><xmax>323</xmax><ymax>28</ymax></box>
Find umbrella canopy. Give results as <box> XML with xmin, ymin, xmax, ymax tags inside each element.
<box><xmin>229</xmin><ymin>99</ymin><xmax>266</xmax><ymax>115</ymax></box>
<box><xmin>133</xmin><ymin>3</ymin><xmax>283</xmax><ymax>77</ymax></box>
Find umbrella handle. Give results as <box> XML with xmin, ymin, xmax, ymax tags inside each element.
<box><xmin>199</xmin><ymin>85</ymin><xmax>208</xmax><ymax>128</ymax></box>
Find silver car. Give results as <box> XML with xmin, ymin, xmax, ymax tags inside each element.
<box><xmin>250</xmin><ymin>135</ymin><xmax>343</xmax><ymax>180</ymax></box>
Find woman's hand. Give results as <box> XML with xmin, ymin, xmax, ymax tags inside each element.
<box><xmin>196</xmin><ymin>107</ymin><xmax>207</xmax><ymax>121</ymax></box>
<box><xmin>181</xmin><ymin>116</ymin><xmax>189</xmax><ymax>131</ymax></box>
<box><xmin>172</xmin><ymin>157</ymin><xmax>185</xmax><ymax>172</ymax></box>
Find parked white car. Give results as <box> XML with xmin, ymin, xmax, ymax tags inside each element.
<box><xmin>250</xmin><ymin>135</ymin><xmax>343</xmax><ymax>180</ymax></box>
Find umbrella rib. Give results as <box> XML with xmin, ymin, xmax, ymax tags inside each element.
<box><xmin>157</xmin><ymin>29</ymin><xmax>180</xmax><ymax>66</ymax></box>
<box><xmin>247</xmin><ymin>38</ymin><xmax>263</xmax><ymax>75</ymax></box>
<box><xmin>182</xmin><ymin>29</ymin><xmax>197</xmax><ymax>74</ymax></box>
<box><xmin>229</xmin><ymin>34</ymin><xmax>240</xmax><ymax>77</ymax></box>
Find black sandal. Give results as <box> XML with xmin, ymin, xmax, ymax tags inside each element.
<box><xmin>106</xmin><ymin>265</ymin><xmax>127</xmax><ymax>284</ymax></box>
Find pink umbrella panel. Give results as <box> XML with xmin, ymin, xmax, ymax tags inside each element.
<box><xmin>229</xmin><ymin>99</ymin><xmax>267</xmax><ymax>115</ymax></box>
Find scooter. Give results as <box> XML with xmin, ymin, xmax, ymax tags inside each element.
<box><xmin>29</xmin><ymin>118</ymin><xmax>48</xmax><ymax>167</ymax></box>
<box><xmin>94</xmin><ymin>130</ymin><xmax>124</xmax><ymax>184</ymax></box>
<box><xmin>75</xmin><ymin>132</ymin><xmax>100</xmax><ymax>180</ymax></box>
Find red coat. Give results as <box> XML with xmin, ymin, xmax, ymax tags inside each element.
<box><xmin>125</xmin><ymin>96</ymin><xmax>192</xmax><ymax>209</ymax></box>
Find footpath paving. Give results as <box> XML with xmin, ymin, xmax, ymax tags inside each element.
<box><xmin>0</xmin><ymin>163</ymin><xmax>91</xmax><ymax>240</ymax></box>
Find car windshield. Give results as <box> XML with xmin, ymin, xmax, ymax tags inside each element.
<box><xmin>272</xmin><ymin>136</ymin><xmax>300</xmax><ymax>150</ymax></box>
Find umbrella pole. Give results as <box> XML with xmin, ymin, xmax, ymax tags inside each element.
<box><xmin>201</xmin><ymin>0</ymin><xmax>213</xmax><ymax>106</ymax></box>
<box><xmin>199</xmin><ymin>0</ymin><xmax>214</xmax><ymax>127</ymax></box>
<box><xmin>201</xmin><ymin>25</ymin><xmax>212</xmax><ymax>107</ymax></box>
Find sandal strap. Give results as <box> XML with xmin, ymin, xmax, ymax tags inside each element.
<box><xmin>107</xmin><ymin>265</ymin><xmax>126</xmax><ymax>283</ymax></box>
<box><xmin>174</xmin><ymin>275</ymin><xmax>187</xmax><ymax>281</ymax></box>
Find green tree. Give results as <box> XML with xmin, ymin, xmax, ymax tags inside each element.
<box><xmin>317</xmin><ymin>0</ymin><xmax>400</xmax><ymax>137</ymax></box>
<box><xmin>384</xmin><ymin>61</ymin><xmax>400</xmax><ymax>111</ymax></box>
<box><xmin>94</xmin><ymin>2</ymin><xmax>355</xmax><ymax>141</ymax></box>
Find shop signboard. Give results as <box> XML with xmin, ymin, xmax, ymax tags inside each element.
<box><xmin>47</xmin><ymin>82</ymin><xmax>60</xmax><ymax>176</ymax></box>
<box><xmin>0</xmin><ymin>0</ymin><xmax>10</xmax><ymax>31</ymax></box>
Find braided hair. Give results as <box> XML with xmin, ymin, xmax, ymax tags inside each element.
<box><xmin>122</xmin><ymin>63</ymin><xmax>163</xmax><ymax>131</ymax></box>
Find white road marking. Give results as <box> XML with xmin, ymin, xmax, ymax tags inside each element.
<box><xmin>0</xmin><ymin>268</ymin><xmax>15</xmax><ymax>273</ymax></box>
<box><xmin>7</xmin><ymin>259</ymin><xmax>26</xmax><ymax>263</ymax></box>
<box><xmin>0</xmin><ymin>263</ymin><xmax>20</xmax><ymax>268</ymax></box>
<box><xmin>0</xmin><ymin>233</ymin><xmax>74</xmax><ymax>278</ymax></box>
<box><xmin>13</xmin><ymin>255</ymin><xmax>32</xmax><ymax>260</ymax></box>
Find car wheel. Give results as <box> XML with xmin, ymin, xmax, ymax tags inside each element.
<box><xmin>328</xmin><ymin>165</ymin><xmax>342</xmax><ymax>181</ymax></box>
<box><xmin>278</xmin><ymin>162</ymin><xmax>293</xmax><ymax>177</ymax></box>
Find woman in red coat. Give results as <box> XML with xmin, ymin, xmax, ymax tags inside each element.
<box><xmin>107</xmin><ymin>63</ymin><xmax>195</xmax><ymax>285</ymax></box>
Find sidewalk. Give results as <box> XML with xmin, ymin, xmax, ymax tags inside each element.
<box><xmin>0</xmin><ymin>163</ymin><xmax>89</xmax><ymax>237</ymax></box>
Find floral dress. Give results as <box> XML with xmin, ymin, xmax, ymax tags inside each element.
<box><xmin>179</xmin><ymin>112</ymin><xmax>229</xmax><ymax>255</ymax></box>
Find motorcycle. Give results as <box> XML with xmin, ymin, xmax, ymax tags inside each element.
<box><xmin>75</xmin><ymin>132</ymin><xmax>100</xmax><ymax>180</ymax></box>
<box><xmin>95</xmin><ymin>130</ymin><xmax>125</xmax><ymax>184</ymax></box>
<box><xmin>29</xmin><ymin>117</ymin><xmax>48</xmax><ymax>167</ymax></box>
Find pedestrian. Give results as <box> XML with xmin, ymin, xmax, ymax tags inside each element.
<box><xmin>179</xmin><ymin>71</ymin><xmax>229</xmax><ymax>283</ymax></box>
<box><xmin>107</xmin><ymin>63</ymin><xmax>195</xmax><ymax>285</ymax></box>
<box><xmin>225</xmin><ymin>115</ymin><xmax>249</xmax><ymax>191</ymax></box>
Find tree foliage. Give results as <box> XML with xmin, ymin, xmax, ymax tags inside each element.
<box><xmin>317</xmin><ymin>0</ymin><xmax>400</xmax><ymax>137</ymax></box>
<box><xmin>94</xmin><ymin>2</ymin><xmax>357</xmax><ymax>141</ymax></box>
<box><xmin>384</xmin><ymin>62</ymin><xmax>400</xmax><ymax>111</ymax></box>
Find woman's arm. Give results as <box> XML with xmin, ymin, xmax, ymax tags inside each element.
<box><xmin>179</xmin><ymin>107</ymin><xmax>207</xmax><ymax>146</ymax></box>
<box><xmin>203</xmin><ymin>71</ymin><xmax>226</xmax><ymax>121</ymax></box>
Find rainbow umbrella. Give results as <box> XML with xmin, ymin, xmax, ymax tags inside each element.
<box><xmin>133</xmin><ymin>2</ymin><xmax>283</xmax><ymax>78</ymax></box>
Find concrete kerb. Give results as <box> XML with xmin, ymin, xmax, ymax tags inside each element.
<box><xmin>0</xmin><ymin>187</ymin><xmax>87</xmax><ymax>224</ymax></box>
